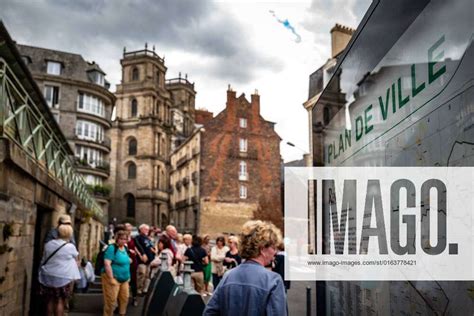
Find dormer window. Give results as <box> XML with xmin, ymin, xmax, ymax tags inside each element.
<box><xmin>21</xmin><ymin>56</ymin><xmax>31</xmax><ymax>65</ymax></box>
<box><xmin>89</xmin><ymin>71</ymin><xmax>104</xmax><ymax>86</ymax></box>
<box><xmin>47</xmin><ymin>61</ymin><xmax>61</xmax><ymax>75</ymax></box>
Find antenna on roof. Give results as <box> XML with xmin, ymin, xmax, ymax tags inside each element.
<box><xmin>145</xmin><ymin>42</ymin><xmax>148</xmax><ymax>50</ymax></box>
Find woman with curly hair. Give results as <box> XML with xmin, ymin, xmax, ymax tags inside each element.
<box><xmin>204</xmin><ymin>220</ymin><xmax>287</xmax><ymax>316</ymax></box>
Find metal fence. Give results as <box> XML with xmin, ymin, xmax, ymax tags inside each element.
<box><xmin>0</xmin><ymin>57</ymin><xmax>103</xmax><ymax>217</ymax></box>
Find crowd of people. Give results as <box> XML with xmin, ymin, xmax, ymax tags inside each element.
<box><xmin>36</xmin><ymin>214</ymin><xmax>289</xmax><ymax>316</ymax></box>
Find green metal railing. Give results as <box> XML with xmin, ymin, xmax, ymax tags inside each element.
<box><xmin>0</xmin><ymin>58</ymin><xmax>103</xmax><ymax>217</ymax></box>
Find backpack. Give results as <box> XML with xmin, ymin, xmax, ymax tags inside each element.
<box><xmin>94</xmin><ymin>244</ymin><xmax>118</xmax><ymax>276</ymax></box>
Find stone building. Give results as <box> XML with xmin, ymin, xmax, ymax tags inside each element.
<box><xmin>109</xmin><ymin>46</ymin><xmax>196</xmax><ymax>226</ymax></box>
<box><xmin>302</xmin><ymin>24</ymin><xmax>354</xmax><ymax>253</ymax></box>
<box><xmin>303</xmin><ymin>24</ymin><xmax>355</xmax><ymax>165</ymax></box>
<box><xmin>199</xmin><ymin>88</ymin><xmax>282</xmax><ymax>236</ymax></box>
<box><xmin>17</xmin><ymin>44</ymin><xmax>116</xmax><ymax>219</ymax></box>
<box><xmin>0</xmin><ymin>23</ymin><xmax>104</xmax><ymax>315</ymax></box>
<box><xmin>169</xmin><ymin>127</ymin><xmax>203</xmax><ymax>233</ymax></box>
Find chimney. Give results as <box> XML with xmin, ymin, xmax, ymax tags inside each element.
<box><xmin>251</xmin><ymin>89</ymin><xmax>260</xmax><ymax>116</ymax></box>
<box><xmin>226</xmin><ymin>84</ymin><xmax>236</xmax><ymax>108</ymax></box>
<box><xmin>195</xmin><ymin>109</ymin><xmax>214</xmax><ymax>126</ymax></box>
<box><xmin>330</xmin><ymin>24</ymin><xmax>355</xmax><ymax>58</ymax></box>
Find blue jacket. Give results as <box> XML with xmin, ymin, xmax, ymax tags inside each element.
<box><xmin>204</xmin><ymin>260</ymin><xmax>287</xmax><ymax>316</ymax></box>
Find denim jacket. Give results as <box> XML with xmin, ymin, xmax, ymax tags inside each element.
<box><xmin>204</xmin><ymin>260</ymin><xmax>288</xmax><ymax>316</ymax></box>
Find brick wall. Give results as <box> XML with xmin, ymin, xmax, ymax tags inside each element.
<box><xmin>200</xmin><ymin>90</ymin><xmax>282</xmax><ymax>233</ymax></box>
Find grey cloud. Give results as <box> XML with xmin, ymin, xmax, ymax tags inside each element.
<box><xmin>1</xmin><ymin>0</ymin><xmax>282</xmax><ymax>83</ymax></box>
<box><xmin>302</xmin><ymin>0</ymin><xmax>370</xmax><ymax>40</ymax></box>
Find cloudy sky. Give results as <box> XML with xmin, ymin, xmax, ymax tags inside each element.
<box><xmin>1</xmin><ymin>0</ymin><xmax>370</xmax><ymax>162</ymax></box>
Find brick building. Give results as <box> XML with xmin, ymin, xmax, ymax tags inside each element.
<box><xmin>199</xmin><ymin>88</ymin><xmax>282</xmax><ymax>236</ymax></box>
<box><xmin>108</xmin><ymin>46</ymin><xmax>196</xmax><ymax>226</ymax></box>
<box><xmin>17</xmin><ymin>44</ymin><xmax>116</xmax><ymax>219</ymax></box>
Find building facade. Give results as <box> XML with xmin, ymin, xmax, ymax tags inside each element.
<box><xmin>0</xmin><ymin>23</ymin><xmax>104</xmax><ymax>315</ymax></box>
<box><xmin>108</xmin><ymin>46</ymin><xmax>196</xmax><ymax>226</ymax></box>
<box><xmin>17</xmin><ymin>44</ymin><xmax>116</xmax><ymax>219</ymax></box>
<box><xmin>169</xmin><ymin>127</ymin><xmax>202</xmax><ymax>233</ymax></box>
<box><xmin>198</xmin><ymin>88</ymin><xmax>282</xmax><ymax>236</ymax></box>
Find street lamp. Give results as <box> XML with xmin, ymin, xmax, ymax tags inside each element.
<box><xmin>286</xmin><ymin>141</ymin><xmax>308</xmax><ymax>154</ymax></box>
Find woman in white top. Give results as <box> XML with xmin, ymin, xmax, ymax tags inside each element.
<box><xmin>39</xmin><ymin>223</ymin><xmax>80</xmax><ymax>315</ymax></box>
<box><xmin>210</xmin><ymin>236</ymin><xmax>229</xmax><ymax>290</ymax></box>
<box><xmin>150</xmin><ymin>235</ymin><xmax>175</xmax><ymax>278</ymax></box>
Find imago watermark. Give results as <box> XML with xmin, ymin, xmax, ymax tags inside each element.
<box><xmin>284</xmin><ymin>167</ymin><xmax>473</xmax><ymax>281</ymax></box>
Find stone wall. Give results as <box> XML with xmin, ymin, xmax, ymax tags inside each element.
<box><xmin>199</xmin><ymin>200</ymin><xmax>257</xmax><ymax>238</ymax></box>
<box><xmin>78</xmin><ymin>218</ymin><xmax>104</xmax><ymax>261</ymax></box>
<box><xmin>0</xmin><ymin>138</ymin><xmax>104</xmax><ymax>315</ymax></box>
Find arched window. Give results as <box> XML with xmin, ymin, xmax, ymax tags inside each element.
<box><xmin>125</xmin><ymin>193</ymin><xmax>135</xmax><ymax>218</ymax></box>
<box><xmin>128</xmin><ymin>162</ymin><xmax>136</xmax><ymax>179</ymax></box>
<box><xmin>131</xmin><ymin>67</ymin><xmax>139</xmax><ymax>81</ymax></box>
<box><xmin>131</xmin><ymin>99</ymin><xmax>138</xmax><ymax>117</ymax></box>
<box><xmin>323</xmin><ymin>106</ymin><xmax>330</xmax><ymax>125</ymax></box>
<box><xmin>128</xmin><ymin>138</ymin><xmax>137</xmax><ymax>156</ymax></box>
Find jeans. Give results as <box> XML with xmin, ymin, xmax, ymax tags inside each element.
<box><xmin>212</xmin><ymin>273</ymin><xmax>222</xmax><ymax>291</ymax></box>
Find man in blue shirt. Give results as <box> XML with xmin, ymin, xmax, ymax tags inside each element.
<box><xmin>134</xmin><ymin>224</ymin><xmax>156</xmax><ymax>295</ymax></box>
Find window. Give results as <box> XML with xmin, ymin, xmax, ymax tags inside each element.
<box><xmin>128</xmin><ymin>163</ymin><xmax>137</xmax><ymax>179</ymax></box>
<box><xmin>323</xmin><ymin>107</ymin><xmax>330</xmax><ymax>125</ymax></box>
<box><xmin>131</xmin><ymin>67</ymin><xmax>139</xmax><ymax>81</ymax></box>
<box><xmin>76</xmin><ymin>120</ymin><xmax>104</xmax><ymax>142</ymax></box>
<box><xmin>131</xmin><ymin>99</ymin><xmax>138</xmax><ymax>117</ymax></box>
<box><xmin>239</xmin><ymin>118</ymin><xmax>247</xmax><ymax>128</ymax></box>
<box><xmin>44</xmin><ymin>85</ymin><xmax>59</xmax><ymax>108</ymax></box>
<box><xmin>125</xmin><ymin>193</ymin><xmax>135</xmax><ymax>218</ymax></box>
<box><xmin>77</xmin><ymin>93</ymin><xmax>105</xmax><ymax>117</ymax></box>
<box><xmin>21</xmin><ymin>56</ymin><xmax>31</xmax><ymax>65</ymax></box>
<box><xmin>75</xmin><ymin>145</ymin><xmax>103</xmax><ymax>167</ymax></box>
<box><xmin>84</xmin><ymin>175</ymin><xmax>103</xmax><ymax>186</ymax></box>
<box><xmin>47</xmin><ymin>61</ymin><xmax>61</xmax><ymax>75</ymax></box>
<box><xmin>239</xmin><ymin>184</ymin><xmax>247</xmax><ymax>199</ymax></box>
<box><xmin>89</xmin><ymin>71</ymin><xmax>104</xmax><ymax>86</ymax></box>
<box><xmin>128</xmin><ymin>138</ymin><xmax>137</xmax><ymax>155</ymax></box>
<box><xmin>239</xmin><ymin>161</ymin><xmax>248</xmax><ymax>181</ymax></box>
<box><xmin>239</xmin><ymin>138</ymin><xmax>248</xmax><ymax>152</ymax></box>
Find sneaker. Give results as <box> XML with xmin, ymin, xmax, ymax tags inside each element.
<box><xmin>133</xmin><ymin>298</ymin><xmax>138</xmax><ymax>307</ymax></box>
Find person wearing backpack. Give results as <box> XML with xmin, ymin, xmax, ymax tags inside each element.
<box><xmin>102</xmin><ymin>230</ymin><xmax>131</xmax><ymax>316</ymax></box>
<box><xmin>39</xmin><ymin>223</ymin><xmax>80</xmax><ymax>316</ymax></box>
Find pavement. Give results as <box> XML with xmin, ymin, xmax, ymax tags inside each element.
<box><xmin>69</xmin><ymin>277</ymin><xmax>317</xmax><ymax>315</ymax></box>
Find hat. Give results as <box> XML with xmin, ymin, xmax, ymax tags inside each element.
<box><xmin>58</xmin><ymin>215</ymin><xmax>72</xmax><ymax>225</ymax></box>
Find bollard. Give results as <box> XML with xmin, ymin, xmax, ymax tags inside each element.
<box><xmin>160</xmin><ymin>252</ymin><xmax>169</xmax><ymax>271</ymax></box>
<box><xmin>306</xmin><ymin>286</ymin><xmax>311</xmax><ymax>316</ymax></box>
<box><xmin>141</xmin><ymin>256</ymin><xmax>178</xmax><ymax>316</ymax></box>
<box><xmin>182</xmin><ymin>261</ymin><xmax>194</xmax><ymax>292</ymax></box>
<box><xmin>162</xmin><ymin>261</ymin><xmax>205</xmax><ymax>316</ymax></box>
